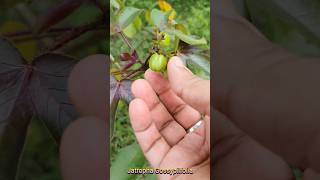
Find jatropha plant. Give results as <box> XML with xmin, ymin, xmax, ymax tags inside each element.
<box><xmin>110</xmin><ymin>1</ymin><xmax>210</xmax><ymax>178</ymax></box>
<box><xmin>110</xmin><ymin>0</ymin><xmax>210</xmax><ymax>135</ymax></box>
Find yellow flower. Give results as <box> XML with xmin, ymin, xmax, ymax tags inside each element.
<box><xmin>158</xmin><ymin>0</ymin><xmax>176</xmax><ymax>21</ymax></box>
<box><xmin>158</xmin><ymin>0</ymin><xmax>172</xmax><ymax>11</ymax></box>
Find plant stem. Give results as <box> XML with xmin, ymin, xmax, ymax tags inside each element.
<box><xmin>47</xmin><ymin>19</ymin><xmax>106</xmax><ymax>51</ymax></box>
<box><xmin>119</xmin><ymin>31</ymin><xmax>134</xmax><ymax>51</ymax></box>
<box><xmin>123</xmin><ymin>69</ymin><xmax>143</xmax><ymax>80</ymax></box>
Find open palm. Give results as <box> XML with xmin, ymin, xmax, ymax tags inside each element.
<box><xmin>129</xmin><ymin>58</ymin><xmax>210</xmax><ymax>179</ymax></box>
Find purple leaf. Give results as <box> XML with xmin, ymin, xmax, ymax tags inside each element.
<box><xmin>0</xmin><ymin>39</ymin><xmax>33</xmax><ymax>179</ymax></box>
<box><xmin>30</xmin><ymin>53</ymin><xmax>79</xmax><ymax>141</ymax></box>
<box><xmin>0</xmin><ymin>38</ymin><xmax>79</xmax><ymax>179</ymax></box>
<box><xmin>120</xmin><ymin>52</ymin><xmax>131</xmax><ymax>61</ymax></box>
<box><xmin>122</xmin><ymin>50</ymin><xmax>138</xmax><ymax>70</ymax></box>
<box><xmin>110</xmin><ymin>75</ymin><xmax>133</xmax><ymax>135</ymax></box>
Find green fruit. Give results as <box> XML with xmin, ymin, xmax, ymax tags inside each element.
<box><xmin>159</xmin><ymin>32</ymin><xmax>170</xmax><ymax>47</ymax></box>
<box><xmin>149</xmin><ymin>53</ymin><xmax>167</xmax><ymax>72</ymax></box>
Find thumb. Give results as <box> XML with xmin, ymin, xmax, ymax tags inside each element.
<box><xmin>167</xmin><ymin>56</ymin><xmax>210</xmax><ymax>115</ymax></box>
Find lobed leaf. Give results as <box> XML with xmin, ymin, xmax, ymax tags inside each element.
<box><xmin>110</xmin><ymin>75</ymin><xmax>133</xmax><ymax>136</ymax></box>
<box><xmin>30</xmin><ymin>53</ymin><xmax>79</xmax><ymax>141</ymax></box>
<box><xmin>0</xmin><ymin>38</ymin><xmax>79</xmax><ymax>179</ymax></box>
<box><xmin>0</xmin><ymin>38</ymin><xmax>33</xmax><ymax>180</ymax></box>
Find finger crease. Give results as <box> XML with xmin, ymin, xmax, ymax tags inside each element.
<box><xmin>134</xmin><ymin>121</ymin><xmax>153</xmax><ymax>133</ymax></box>
<box><xmin>145</xmin><ymin>136</ymin><xmax>162</xmax><ymax>154</ymax></box>
<box><xmin>157</xmin><ymin>87</ymin><xmax>171</xmax><ymax>97</ymax></box>
<box><xmin>150</xmin><ymin>100</ymin><xmax>161</xmax><ymax>111</ymax></box>
<box><xmin>159</xmin><ymin>119</ymin><xmax>175</xmax><ymax>131</ymax></box>
<box><xmin>171</xmin><ymin>103</ymin><xmax>187</xmax><ymax>117</ymax></box>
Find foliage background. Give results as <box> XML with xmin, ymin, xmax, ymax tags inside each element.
<box><xmin>110</xmin><ymin>0</ymin><xmax>210</xmax><ymax>179</ymax></box>
<box><xmin>0</xmin><ymin>1</ymin><xmax>106</xmax><ymax>179</ymax></box>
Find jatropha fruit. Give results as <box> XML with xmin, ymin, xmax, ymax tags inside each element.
<box><xmin>148</xmin><ymin>52</ymin><xmax>168</xmax><ymax>72</ymax></box>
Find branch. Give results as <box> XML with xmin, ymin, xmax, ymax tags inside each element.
<box><xmin>122</xmin><ymin>68</ymin><xmax>143</xmax><ymax>80</ymax></box>
<box><xmin>46</xmin><ymin>19</ymin><xmax>107</xmax><ymax>51</ymax></box>
<box><xmin>118</xmin><ymin>31</ymin><xmax>134</xmax><ymax>51</ymax></box>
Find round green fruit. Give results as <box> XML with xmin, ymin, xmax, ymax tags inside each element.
<box><xmin>149</xmin><ymin>53</ymin><xmax>168</xmax><ymax>72</ymax></box>
<box><xmin>159</xmin><ymin>32</ymin><xmax>170</xmax><ymax>47</ymax></box>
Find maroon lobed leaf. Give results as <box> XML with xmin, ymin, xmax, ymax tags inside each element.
<box><xmin>0</xmin><ymin>38</ymin><xmax>33</xmax><ymax>180</ymax></box>
<box><xmin>30</xmin><ymin>53</ymin><xmax>79</xmax><ymax>141</ymax></box>
<box><xmin>0</xmin><ymin>38</ymin><xmax>79</xmax><ymax>179</ymax></box>
<box><xmin>110</xmin><ymin>75</ymin><xmax>133</xmax><ymax>136</ymax></box>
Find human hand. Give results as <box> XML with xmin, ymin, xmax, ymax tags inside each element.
<box><xmin>129</xmin><ymin>57</ymin><xmax>210</xmax><ymax>180</ymax></box>
<box><xmin>213</xmin><ymin>0</ymin><xmax>320</xmax><ymax>179</ymax></box>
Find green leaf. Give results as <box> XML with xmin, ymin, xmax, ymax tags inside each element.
<box><xmin>111</xmin><ymin>0</ymin><xmax>120</xmax><ymax>9</ymax></box>
<box><xmin>111</xmin><ymin>143</ymin><xmax>146</xmax><ymax>180</ymax></box>
<box><xmin>168</xmin><ymin>29</ymin><xmax>207</xmax><ymax>45</ymax></box>
<box><xmin>246</xmin><ymin>0</ymin><xmax>320</xmax><ymax>57</ymax></box>
<box><xmin>290</xmin><ymin>166</ymin><xmax>303</xmax><ymax>180</ymax></box>
<box><xmin>133</xmin><ymin>16</ymin><xmax>142</xmax><ymax>29</ymax></box>
<box><xmin>123</xmin><ymin>23</ymin><xmax>137</xmax><ymax>38</ymax></box>
<box><xmin>181</xmin><ymin>54</ymin><xmax>210</xmax><ymax>79</ymax></box>
<box><xmin>118</xmin><ymin>7</ymin><xmax>143</xmax><ymax>30</ymax></box>
<box><xmin>144</xmin><ymin>174</ymin><xmax>158</xmax><ymax>180</ymax></box>
<box><xmin>150</xmin><ymin>9</ymin><xmax>169</xmax><ymax>29</ymax></box>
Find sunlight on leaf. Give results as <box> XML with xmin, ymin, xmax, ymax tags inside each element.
<box><xmin>133</xmin><ymin>16</ymin><xmax>142</xmax><ymax>29</ymax></box>
<box><xmin>123</xmin><ymin>23</ymin><xmax>137</xmax><ymax>38</ymax></box>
